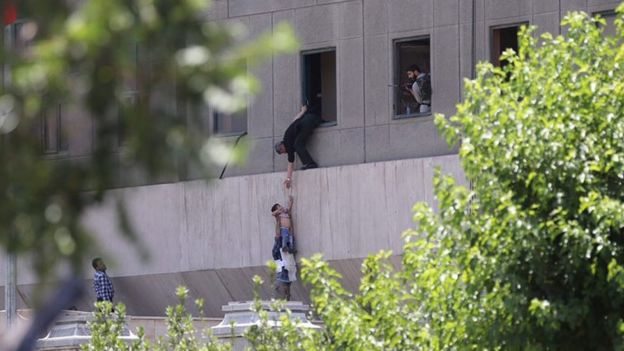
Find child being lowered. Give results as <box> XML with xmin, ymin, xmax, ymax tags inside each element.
<box><xmin>271</xmin><ymin>195</ymin><xmax>296</xmax><ymax>257</ymax></box>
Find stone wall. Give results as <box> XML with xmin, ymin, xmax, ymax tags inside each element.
<box><xmin>1</xmin><ymin>155</ymin><xmax>464</xmax><ymax>316</ymax></box>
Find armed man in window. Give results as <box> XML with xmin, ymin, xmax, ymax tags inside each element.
<box><xmin>406</xmin><ymin>64</ymin><xmax>432</xmax><ymax>114</ymax></box>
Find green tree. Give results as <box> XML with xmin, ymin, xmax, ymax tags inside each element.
<box><xmin>288</xmin><ymin>5</ymin><xmax>624</xmax><ymax>351</ymax></box>
<box><xmin>0</xmin><ymin>0</ymin><xmax>295</xmax><ymax>279</ymax></box>
<box><xmin>0</xmin><ymin>1</ymin><xmax>295</xmax><ymax>348</ymax></box>
<box><xmin>83</xmin><ymin>302</ymin><xmax>150</xmax><ymax>351</ymax></box>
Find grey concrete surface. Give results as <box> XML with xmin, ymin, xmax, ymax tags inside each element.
<box><xmin>213</xmin><ymin>301</ymin><xmax>319</xmax><ymax>350</ymax></box>
<box><xmin>0</xmin><ymin>155</ymin><xmax>465</xmax><ymax>316</ymax></box>
<box><xmin>47</xmin><ymin>0</ymin><xmax>620</xmax><ymax>184</ymax></box>
<box><xmin>0</xmin><ymin>309</ymin><xmax>220</xmax><ymax>345</ymax></box>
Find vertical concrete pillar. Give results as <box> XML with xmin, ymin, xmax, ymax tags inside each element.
<box><xmin>3</xmin><ymin>22</ymin><xmax>18</xmax><ymax>330</ymax></box>
<box><xmin>5</xmin><ymin>252</ymin><xmax>16</xmax><ymax>328</ymax></box>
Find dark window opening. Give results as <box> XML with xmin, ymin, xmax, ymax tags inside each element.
<box><xmin>118</xmin><ymin>92</ymin><xmax>138</xmax><ymax>146</ymax></box>
<box><xmin>118</xmin><ymin>39</ymin><xmax>147</xmax><ymax>147</ymax></box>
<box><xmin>42</xmin><ymin>104</ymin><xmax>68</xmax><ymax>154</ymax></box>
<box><xmin>212</xmin><ymin>61</ymin><xmax>248</xmax><ymax>136</ymax></box>
<box><xmin>595</xmin><ymin>11</ymin><xmax>617</xmax><ymax>39</ymax></box>
<box><xmin>491</xmin><ymin>25</ymin><xmax>521</xmax><ymax>68</ymax></box>
<box><xmin>394</xmin><ymin>37</ymin><xmax>431</xmax><ymax>118</ymax></box>
<box><xmin>302</xmin><ymin>49</ymin><xmax>337</xmax><ymax>124</ymax></box>
<box><xmin>213</xmin><ymin>110</ymin><xmax>247</xmax><ymax>136</ymax></box>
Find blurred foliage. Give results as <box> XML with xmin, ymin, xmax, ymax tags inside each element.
<box><xmin>0</xmin><ymin>0</ymin><xmax>297</xmax><ymax>281</ymax></box>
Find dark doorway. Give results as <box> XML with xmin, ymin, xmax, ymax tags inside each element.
<box><xmin>302</xmin><ymin>49</ymin><xmax>337</xmax><ymax>123</ymax></box>
<box><xmin>491</xmin><ymin>25</ymin><xmax>521</xmax><ymax>67</ymax></box>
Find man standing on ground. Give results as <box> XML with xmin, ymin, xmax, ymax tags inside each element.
<box><xmin>92</xmin><ymin>257</ymin><xmax>114</xmax><ymax>303</ymax></box>
<box><xmin>406</xmin><ymin>64</ymin><xmax>432</xmax><ymax>114</ymax></box>
<box><xmin>274</xmin><ymin>105</ymin><xmax>324</xmax><ymax>188</ymax></box>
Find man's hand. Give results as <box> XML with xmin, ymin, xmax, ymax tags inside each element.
<box><xmin>284</xmin><ymin>177</ymin><xmax>292</xmax><ymax>189</ymax></box>
<box><xmin>300</xmin><ymin>105</ymin><xmax>308</xmax><ymax>113</ymax></box>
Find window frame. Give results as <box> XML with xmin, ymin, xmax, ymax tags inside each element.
<box><xmin>300</xmin><ymin>47</ymin><xmax>338</xmax><ymax>127</ymax></box>
<box><xmin>593</xmin><ymin>10</ymin><xmax>617</xmax><ymax>37</ymax></box>
<box><xmin>593</xmin><ymin>9</ymin><xmax>617</xmax><ymax>18</ymax></box>
<box><xmin>116</xmin><ymin>39</ymin><xmax>141</xmax><ymax>149</ymax></box>
<box><xmin>212</xmin><ymin>109</ymin><xmax>248</xmax><ymax>137</ymax></box>
<box><xmin>489</xmin><ymin>22</ymin><xmax>527</xmax><ymax>67</ymax></box>
<box><xmin>5</xmin><ymin>21</ymin><xmax>69</xmax><ymax>155</ymax></box>
<box><xmin>117</xmin><ymin>90</ymin><xmax>139</xmax><ymax>147</ymax></box>
<box><xmin>41</xmin><ymin>103</ymin><xmax>68</xmax><ymax>155</ymax></box>
<box><xmin>392</xmin><ymin>36</ymin><xmax>432</xmax><ymax>120</ymax></box>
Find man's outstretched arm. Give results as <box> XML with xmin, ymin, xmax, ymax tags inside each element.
<box><xmin>284</xmin><ymin>162</ymin><xmax>294</xmax><ymax>188</ymax></box>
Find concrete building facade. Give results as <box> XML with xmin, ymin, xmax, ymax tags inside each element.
<box><xmin>1</xmin><ymin>0</ymin><xmax>622</xmax><ymax>317</ymax></box>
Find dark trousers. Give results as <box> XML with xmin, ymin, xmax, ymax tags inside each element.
<box><xmin>275</xmin><ymin>281</ymin><xmax>291</xmax><ymax>301</ymax></box>
<box><xmin>295</xmin><ymin>113</ymin><xmax>322</xmax><ymax>166</ymax></box>
<box><xmin>272</xmin><ymin>234</ymin><xmax>296</xmax><ymax>261</ymax></box>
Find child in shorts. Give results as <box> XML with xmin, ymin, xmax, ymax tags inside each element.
<box><xmin>271</xmin><ymin>195</ymin><xmax>296</xmax><ymax>257</ymax></box>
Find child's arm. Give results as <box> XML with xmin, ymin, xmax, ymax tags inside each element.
<box><xmin>274</xmin><ymin>215</ymin><xmax>280</xmax><ymax>237</ymax></box>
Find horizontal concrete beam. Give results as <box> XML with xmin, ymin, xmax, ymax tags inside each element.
<box><xmin>0</xmin><ymin>155</ymin><xmax>466</xmax><ymax>316</ymax></box>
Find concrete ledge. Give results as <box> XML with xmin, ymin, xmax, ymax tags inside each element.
<box><xmin>0</xmin><ymin>155</ymin><xmax>466</xmax><ymax>317</ymax></box>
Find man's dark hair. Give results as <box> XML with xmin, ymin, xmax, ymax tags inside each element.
<box><xmin>92</xmin><ymin>257</ymin><xmax>102</xmax><ymax>269</ymax></box>
<box><xmin>271</xmin><ymin>203</ymin><xmax>280</xmax><ymax>212</ymax></box>
<box><xmin>407</xmin><ymin>64</ymin><xmax>422</xmax><ymax>73</ymax></box>
<box><xmin>274</xmin><ymin>141</ymin><xmax>284</xmax><ymax>155</ymax></box>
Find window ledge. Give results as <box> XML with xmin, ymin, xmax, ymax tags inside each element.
<box><xmin>42</xmin><ymin>151</ymin><xmax>70</xmax><ymax>160</ymax></box>
<box><xmin>319</xmin><ymin>121</ymin><xmax>337</xmax><ymax>128</ymax></box>
<box><xmin>393</xmin><ymin>112</ymin><xmax>433</xmax><ymax>120</ymax></box>
<box><xmin>213</xmin><ymin>132</ymin><xmax>248</xmax><ymax>138</ymax></box>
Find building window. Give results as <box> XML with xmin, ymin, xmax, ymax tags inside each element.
<box><xmin>213</xmin><ymin>110</ymin><xmax>247</xmax><ymax>136</ymax></box>
<box><xmin>301</xmin><ymin>48</ymin><xmax>337</xmax><ymax>124</ymax></box>
<box><xmin>595</xmin><ymin>11</ymin><xmax>617</xmax><ymax>38</ymax></box>
<box><xmin>394</xmin><ymin>37</ymin><xmax>431</xmax><ymax>118</ymax></box>
<box><xmin>490</xmin><ymin>24</ymin><xmax>523</xmax><ymax>67</ymax></box>
<box><xmin>117</xmin><ymin>41</ymin><xmax>142</xmax><ymax>146</ymax></box>
<box><xmin>42</xmin><ymin>104</ymin><xmax>68</xmax><ymax>154</ymax></box>
<box><xmin>118</xmin><ymin>92</ymin><xmax>138</xmax><ymax>146</ymax></box>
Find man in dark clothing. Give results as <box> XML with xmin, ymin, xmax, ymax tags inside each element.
<box><xmin>274</xmin><ymin>105</ymin><xmax>323</xmax><ymax>188</ymax></box>
<box><xmin>406</xmin><ymin>64</ymin><xmax>432</xmax><ymax>113</ymax></box>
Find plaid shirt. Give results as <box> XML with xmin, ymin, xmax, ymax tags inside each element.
<box><xmin>93</xmin><ymin>271</ymin><xmax>114</xmax><ymax>301</ymax></box>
